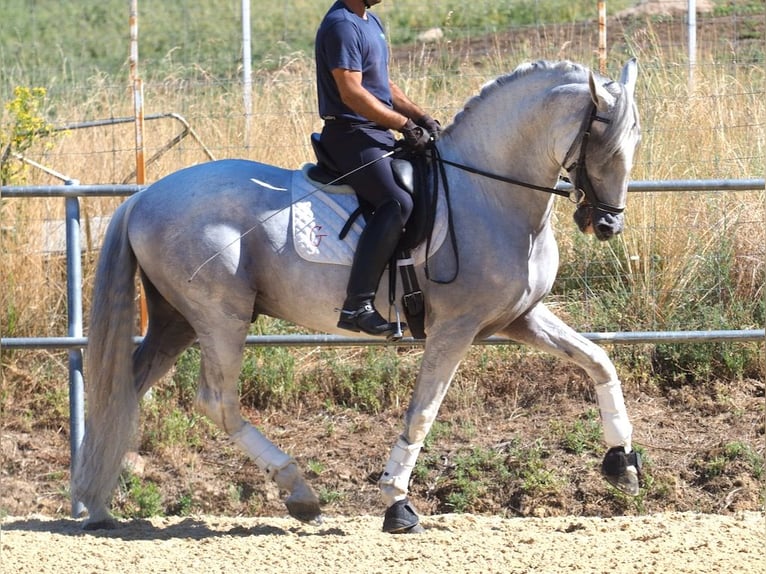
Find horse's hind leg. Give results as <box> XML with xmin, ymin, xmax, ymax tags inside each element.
<box><xmin>133</xmin><ymin>275</ymin><xmax>197</xmax><ymax>397</ymax></box>
<box><xmin>194</xmin><ymin>321</ymin><xmax>321</xmax><ymax>523</ymax></box>
<box><xmin>501</xmin><ymin>302</ymin><xmax>640</xmax><ymax>494</ymax></box>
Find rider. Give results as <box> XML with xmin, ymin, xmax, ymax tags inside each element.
<box><xmin>315</xmin><ymin>0</ymin><xmax>441</xmax><ymax>338</ymax></box>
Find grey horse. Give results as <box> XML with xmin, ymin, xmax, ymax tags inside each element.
<box><xmin>73</xmin><ymin>59</ymin><xmax>642</xmax><ymax>533</ymax></box>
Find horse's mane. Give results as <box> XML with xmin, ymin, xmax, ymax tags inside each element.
<box><xmin>445</xmin><ymin>60</ymin><xmax>588</xmax><ymax>132</ymax></box>
<box><xmin>445</xmin><ymin>60</ymin><xmax>637</xmax><ymax>159</ymax></box>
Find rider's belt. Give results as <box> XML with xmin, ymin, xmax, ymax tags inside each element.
<box><xmin>323</xmin><ymin>117</ymin><xmax>382</xmax><ymax>130</ymax></box>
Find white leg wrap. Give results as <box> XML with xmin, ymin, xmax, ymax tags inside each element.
<box><xmin>231</xmin><ymin>425</ymin><xmax>293</xmax><ymax>479</ymax></box>
<box><xmin>595</xmin><ymin>380</ymin><xmax>633</xmax><ymax>452</ymax></box>
<box><xmin>378</xmin><ymin>436</ymin><xmax>423</xmax><ymax>505</ymax></box>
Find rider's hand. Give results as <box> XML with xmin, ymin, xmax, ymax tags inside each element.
<box><xmin>400</xmin><ymin>119</ymin><xmax>431</xmax><ymax>152</ymax></box>
<box><xmin>416</xmin><ymin>114</ymin><xmax>441</xmax><ymax>138</ymax></box>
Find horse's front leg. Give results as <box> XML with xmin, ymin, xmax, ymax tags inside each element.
<box><xmin>379</xmin><ymin>327</ymin><xmax>475</xmax><ymax>533</ymax></box>
<box><xmin>501</xmin><ymin>302</ymin><xmax>641</xmax><ymax>495</ymax></box>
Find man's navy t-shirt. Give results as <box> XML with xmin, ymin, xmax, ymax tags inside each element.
<box><xmin>315</xmin><ymin>1</ymin><xmax>392</xmax><ymax>122</ymax></box>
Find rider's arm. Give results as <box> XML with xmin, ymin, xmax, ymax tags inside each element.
<box><xmin>331</xmin><ymin>68</ymin><xmax>411</xmax><ymax>131</ymax></box>
<box><xmin>389</xmin><ymin>82</ymin><xmax>427</xmax><ymax>123</ymax></box>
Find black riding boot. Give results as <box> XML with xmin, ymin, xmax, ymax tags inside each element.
<box><xmin>337</xmin><ymin>200</ymin><xmax>406</xmax><ymax>338</ymax></box>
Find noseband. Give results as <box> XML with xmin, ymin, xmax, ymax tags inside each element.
<box><xmin>562</xmin><ymin>102</ymin><xmax>625</xmax><ymax>215</ymax></box>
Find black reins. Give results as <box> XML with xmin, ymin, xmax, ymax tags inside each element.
<box><xmin>434</xmin><ymin>155</ymin><xmax>571</xmax><ymax>199</ymax></box>
<box><xmin>432</xmin><ymin>101</ymin><xmax>623</xmax><ymax>214</ymax></box>
<box><xmin>419</xmin><ymin>100</ymin><xmax>622</xmax><ymax>284</ymax></box>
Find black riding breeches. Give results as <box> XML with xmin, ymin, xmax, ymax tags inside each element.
<box><xmin>320</xmin><ymin>122</ymin><xmax>413</xmax><ymax>224</ymax></box>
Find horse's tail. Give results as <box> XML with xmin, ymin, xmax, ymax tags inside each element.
<box><xmin>71</xmin><ymin>198</ymin><xmax>140</xmax><ymax>517</ymax></box>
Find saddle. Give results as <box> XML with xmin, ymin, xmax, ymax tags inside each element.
<box><xmin>309</xmin><ymin>133</ymin><xmax>437</xmax><ymax>338</ymax></box>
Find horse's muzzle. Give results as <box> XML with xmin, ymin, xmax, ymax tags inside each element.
<box><xmin>574</xmin><ymin>205</ymin><xmax>624</xmax><ymax>240</ymax></box>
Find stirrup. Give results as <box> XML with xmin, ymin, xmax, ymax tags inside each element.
<box><xmin>337</xmin><ymin>302</ymin><xmax>405</xmax><ymax>340</ymax></box>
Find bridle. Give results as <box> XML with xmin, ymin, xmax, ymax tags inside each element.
<box><xmin>561</xmin><ymin>102</ymin><xmax>625</xmax><ymax>215</ymax></box>
<box><xmin>432</xmin><ymin>100</ymin><xmax>625</xmax><ymax>215</ymax></box>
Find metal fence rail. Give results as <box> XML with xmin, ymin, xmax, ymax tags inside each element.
<box><xmin>3</xmin><ymin>178</ymin><xmax>764</xmax><ymax>198</ymax></box>
<box><xmin>2</xmin><ymin>178</ymin><xmax>764</xmax><ymax>517</ymax></box>
<box><xmin>2</xmin><ymin>329</ymin><xmax>765</xmax><ymax>351</ymax></box>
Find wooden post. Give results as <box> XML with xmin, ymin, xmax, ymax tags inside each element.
<box><xmin>130</xmin><ymin>0</ymin><xmax>149</xmax><ymax>333</ymax></box>
<box><xmin>598</xmin><ymin>1</ymin><xmax>607</xmax><ymax>75</ymax></box>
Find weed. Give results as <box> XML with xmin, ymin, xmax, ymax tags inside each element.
<box><xmin>695</xmin><ymin>441</ymin><xmax>766</xmax><ymax>482</ymax></box>
<box><xmin>318</xmin><ymin>488</ymin><xmax>343</xmax><ymax>506</ymax></box>
<box><xmin>117</xmin><ymin>472</ymin><xmax>164</xmax><ymax>519</ymax></box>
<box><xmin>141</xmin><ymin>401</ymin><xmax>210</xmax><ymax>453</ymax></box>
<box><xmin>507</xmin><ymin>440</ymin><xmax>562</xmax><ymax>496</ymax></box>
<box><xmin>423</xmin><ymin>420</ymin><xmax>452</xmax><ymax>450</ymax></box>
<box><xmin>239</xmin><ymin>346</ymin><xmax>297</xmax><ymax>409</ymax></box>
<box><xmin>551</xmin><ymin>409</ymin><xmax>603</xmax><ymax>455</ymax></box>
<box><xmin>444</xmin><ymin>446</ymin><xmax>512</xmax><ymax>512</ymax></box>
<box><xmin>169</xmin><ymin>349</ymin><xmax>202</xmax><ymax>408</ymax></box>
<box><xmin>306</xmin><ymin>459</ymin><xmax>326</xmax><ymax>476</ymax></box>
<box><xmin>1</xmin><ymin>86</ymin><xmax>55</xmax><ymax>184</ymax></box>
<box><xmin>167</xmin><ymin>492</ymin><xmax>194</xmax><ymax>517</ymax></box>
<box><xmin>228</xmin><ymin>484</ymin><xmax>243</xmax><ymax>506</ymax></box>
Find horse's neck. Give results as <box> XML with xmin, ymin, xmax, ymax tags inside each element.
<box><xmin>445</xmin><ymin>93</ymin><xmax>560</xmax><ymax>178</ymax></box>
<box><xmin>438</xmin><ymin>122</ymin><xmax>559</xmax><ymax>213</ymax></box>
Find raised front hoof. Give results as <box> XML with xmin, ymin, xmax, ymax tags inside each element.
<box><xmin>601</xmin><ymin>446</ymin><xmax>642</xmax><ymax>496</ymax></box>
<box><xmin>382</xmin><ymin>498</ymin><xmax>423</xmax><ymax>534</ymax></box>
<box><xmin>285</xmin><ymin>495</ymin><xmax>323</xmax><ymax>525</ymax></box>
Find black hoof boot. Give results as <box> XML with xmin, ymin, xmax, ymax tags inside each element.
<box><xmin>337</xmin><ymin>301</ymin><xmax>406</xmax><ymax>340</ymax></box>
<box><xmin>382</xmin><ymin>498</ymin><xmax>423</xmax><ymax>534</ymax></box>
<box><xmin>601</xmin><ymin>446</ymin><xmax>642</xmax><ymax>495</ymax></box>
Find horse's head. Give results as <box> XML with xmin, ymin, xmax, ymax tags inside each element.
<box><xmin>567</xmin><ymin>59</ymin><xmax>640</xmax><ymax>241</ymax></box>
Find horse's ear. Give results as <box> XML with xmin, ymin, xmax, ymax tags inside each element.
<box><xmin>589</xmin><ymin>71</ymin><xmax>615</xmax><ymax>111</ymax></box>
<box><xmin>619</xmin><ymin>58</ymin><xmax>638</xmax><ymax>99</ymax></box>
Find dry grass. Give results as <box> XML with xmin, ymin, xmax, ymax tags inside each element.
<box><xmin>1</xmin><ymin>23</ymin><xmax>764</xmax><ymax>367</ymax></box>
<box><xmin>1</xmin><ymin>18</ymin><xmax>764</xmax><ymax>521</ymax></box>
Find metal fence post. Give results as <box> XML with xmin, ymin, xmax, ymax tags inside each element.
<box><xmin>65</xmin><ymin>179</ymin><xmax>85</xmax><ymax>518</ymax></box>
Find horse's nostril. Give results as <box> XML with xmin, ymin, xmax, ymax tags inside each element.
<box><xmin>595</xmin><ymin>219</ymin><xmax>621</xmax><ymax>239</ymax></box>
<box><xmin>597</xmin><ymin>228</ymin><xmax>612</xmax><ymax>240</ymax></box>
<box><xmin>597</xmin><ymin>223</ymin><xmax>613</xmax><ymax>234</ymax></box>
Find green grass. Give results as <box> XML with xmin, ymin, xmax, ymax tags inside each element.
<box><xmin>552</xmin><ymin>409</ymin><xmax>603</xmax><ymax>455</ymax></box>
<box><xmin>0</xmin><ymin>0</ymin><xmax>636</xmax><ymax>88</ymax></box>
<box><xmin>694</xmin><ymin>441</ymin><xmax>765</xmax><ymax>482</ymax></box>
<box><xmin>117</xmin><ymin>472</ymin><xmax>164</xmax><ymax>519</ymax></box>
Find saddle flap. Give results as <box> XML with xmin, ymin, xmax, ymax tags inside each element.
<box><xmin>290</xmin><ymin>168</ymin><xmax>448</xmax><ymax>268</ymax></box>
<box><xmin>391</xmin><ymin>158</ymin><xmax>414</xmax><ymax>195</ymax></box>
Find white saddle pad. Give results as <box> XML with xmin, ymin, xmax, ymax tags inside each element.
<box><xmin>291</xmin><ymin>164</ymin><xmax>447</xmax><ymax>266</ymax></box>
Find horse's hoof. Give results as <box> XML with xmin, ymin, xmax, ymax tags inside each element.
<box><xmin>286</xmin><ymin>496</ymin><xmax>323</xmax><ymax>524</ymax></box>
<box><xmin>601</xmin><ymin>446</ymin><xmax>642</xmax><ymax>496</ymax></box>
<box><xmin>382</xmin><ymin>498</ymin><xmax>423</xmax><ymax>534</ymax></box>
